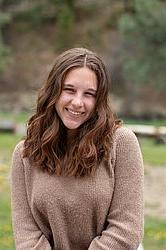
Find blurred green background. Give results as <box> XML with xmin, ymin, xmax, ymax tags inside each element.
<box><xmin>0</xmin><ymin>0</ymin><xmax>166</xmax><ymax>249</ymax></box>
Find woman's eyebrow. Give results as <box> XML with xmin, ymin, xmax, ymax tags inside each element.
<box><xmin>63</xmin><ymin>84</ymin><xmax>74</xmax><ymax>87</ymax></box>
<box><xmin>87</xmin><ymin>88</ymin><xmax>97</xmax><ymax>93</ymax></box>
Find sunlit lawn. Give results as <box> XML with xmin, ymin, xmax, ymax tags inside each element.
<box><xmin>144</xmin><ymin>217</ymin><xmax>166</xmax><ymax>250</ymax></box>
<box><xmin>0</xmin><ymin>193</ymin><xmax>15</xmax><ymax>250</ymax></box>
<box><xmin>139</xmin><ymin>137</ymin><xmax>166</xmax><ymax>166</ymax></box>
<box><xmin>0</xmin><ymin>112</ymin><xmax>31</xmax><ymax>123</ymax></box>
<box><xmin>123</xmin><ymin>118</ymin><xmax>166</xmax><ymax>127</ymax></box>
<box><xmin>0</xmin><ymin>113</ymin><xmax>166</xmax><ymax>249</ymax></box>
<box><xmin>0</xmin><ymin>133</ymin><xmax>21</xmax><ymax>250</ymax></box>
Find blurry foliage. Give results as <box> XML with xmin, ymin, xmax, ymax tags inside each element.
<box><xmin>106</xmin><ymin>0</ymin><xmax>137</xmax><ymax>29</ymax></box>
<box><xmin>122</xmin><ymin>0</ymin><xmax>135</xmax><ymax>12</ymax></box>
<box><xmin>0</xmin><ymin>0</ymin><xmax>104</xmax><ymax>53</ymax></box>
<box><xmin>13</xmin><ymin>1</ymin><xmax>57</xmax><ymax>26</ymax></box>
<box><xmin>119</xmin><ymin>0</ymin><xmax>166</xmax><ymax>91</ymax></box>
<box><xmin>0</xmin><ymin>0</ymin><xmax>12</xmax><ymax>72</ymax></box>
<box><xmin>0</xmin><ymin>29</ymin><xmax>11</xmax><ymax>73</ymax></box>
<box><xmin>0</xmin><ymin>0</ymin><xmax>76</xmax><ymax>72</ymax></box>
<box><xmin>106</xmin><ymin>4</ymin><xmax>124</xmax><ymax>29</ymax></box>
<box><xmin>55</xmin><ymin>1</ymin><xmax>75</xmax><ymax>50</ymax></box>
<box><xmin>53</xmin><ymin>0</ymin><xmax>75</xmax><ymax>9</ymax></box>
<box><xmin>0</xmin><ymin>0</ymin><xmax>166</xmax><ymax>92</ymax></box>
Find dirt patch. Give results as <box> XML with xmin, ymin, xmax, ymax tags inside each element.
<box><xmin>144</xmin><ymin>165</ymin><xmax>166</xmax><ymax>219</ymax></box>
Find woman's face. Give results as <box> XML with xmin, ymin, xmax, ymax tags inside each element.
<box><xmin>55</xmin><ymin>67</ymin><xmax>97</xmax><ymax>133</ymax></box>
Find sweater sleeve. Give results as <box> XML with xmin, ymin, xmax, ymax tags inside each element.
<box><xmin>11</xmin><ymin>142</ymin><xmax>52</xmax><ymax>250</ymax></box>
<box><xmin>88</xmin><ymin>127</ymin><xmax>144</xmax><ymax>250</ymax></box>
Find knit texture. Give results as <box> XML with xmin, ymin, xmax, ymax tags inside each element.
<box><xmin>11</xmin><ymin>126</ymin><xmax>144</xmax><ymax>250</ymax></box>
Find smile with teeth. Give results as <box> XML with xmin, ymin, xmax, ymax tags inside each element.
<box><xmin>66</xmin><ymin>108</ymin><xmax>84</xmax><ymax>116</ymax></box>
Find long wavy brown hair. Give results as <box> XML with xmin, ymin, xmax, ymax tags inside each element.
<box><xmin>23</xmin><ymin>48</ymin><xmax>120</xmax><ymax>177</ymax></box>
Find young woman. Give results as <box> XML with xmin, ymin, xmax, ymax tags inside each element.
<box><xmin>11</xmin><ymin>47</ymin><xmax>144</xmax><ymax>250</ymax></box>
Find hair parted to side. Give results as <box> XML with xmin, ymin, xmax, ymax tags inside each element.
<box><xmin>23</xmin><ymin>47</ymin><xmax>121</xmax><ymax>177</ymax></box>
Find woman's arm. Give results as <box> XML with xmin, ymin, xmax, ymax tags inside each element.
<box><xmin>11</xmin><ymin>142</ymin><xmax>52</xmax><ymax>250</ymax></box>
<box><xmin>88</xmin><ymin>127</ymin><xmax>144</xmax><ymax>250</ymax></box>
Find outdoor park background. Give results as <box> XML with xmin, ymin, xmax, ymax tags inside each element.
<box><xmin>0</xmin><ymin>0</ymin><xmax>166</xmax><ymax>249</ymax></box>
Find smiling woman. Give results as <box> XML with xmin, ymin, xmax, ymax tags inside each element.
<box><xmin>55</xmin><ymin>67</ymin><xmax>97</xmax><ymax>133</ymax></box>
<box><xmin>11</xmin><ymin>48</ymin><xmax>144</xmax><ymax>250</ymax></box>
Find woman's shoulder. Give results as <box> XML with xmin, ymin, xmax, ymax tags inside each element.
<box><xmin>12</xmin><ymin>140</ymin><xmax>25</xmax><ymax>157</ymax></box>
<box><xmin>113</xmin><ymin>125</ymin><xmax>137</xmax><ymax>138</ymax></box>
<box><xmin>113</xmin><ymin>125</ymin><xmax>138</xmax><ymax>145</ymax></box>
<box><xmin>111</xmin><ymin>125</ymin><xmax>142</xmax><ymax>166</ymax></box>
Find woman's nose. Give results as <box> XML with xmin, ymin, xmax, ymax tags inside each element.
<box><xmin>71</xmin><ymin>95</ymin><xmax>83</xmax><ymax>107</ymax></box>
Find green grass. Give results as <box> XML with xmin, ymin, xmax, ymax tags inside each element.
<box><xmin>124</xmin><ymin>119</ymin><xmax>166</xmax><ymax>127</ymax></box>
<box><xmin>0</xmin><ymin>134</ymin><xmax>22</xmax><ymax>165</ymax></box>
<box><xmin>144</xmin><ymin>216</ymin><xmax>166</xmax><ymax>250</ymax></box>
<box><xmin>0</xmin><ymin>112</ymin><xmax>31</xmax><ymax>123</ymax></box>
<box><xmin>0</xmin><ymin>195</ymin><xmax>15</xmax><ymax>250</ymax></box>
<box><xmin>139</xmin><ymin>137</ymin><xmax>166</xmax><ymax>166</ymax></box>
<box><xmin>0</xmin><ymin>134</ymin><xmax>21</xmax><ymax>250</ymax></box>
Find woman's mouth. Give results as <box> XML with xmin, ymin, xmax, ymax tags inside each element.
<box><xmin>66</xmin><ymin>108</ymin><xmax>84</xmax><ymax>116</ymax></box>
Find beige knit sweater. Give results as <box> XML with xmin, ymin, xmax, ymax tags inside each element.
<box><xmin>11</xmin><ymin>126</ymin><xmax>144</xmax><ymax>250</ymax></box>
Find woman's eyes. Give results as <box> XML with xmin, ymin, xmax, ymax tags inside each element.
<box><xmin>85</xmin><ymin>92</ymin><xmax>96</xmax><ymax>97</ymax></box>
<box><xmin>63</xmin><ymin>87</ymin><xmax>75</xmax><ymax>92</ymax></box>
<box><xmin>63</xmin><ymin>88</ymin><xmax>96</xmax><ymax>97</ymax></box>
